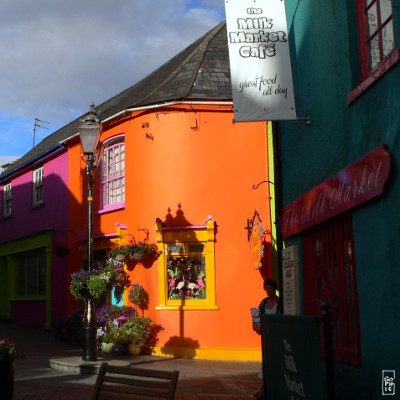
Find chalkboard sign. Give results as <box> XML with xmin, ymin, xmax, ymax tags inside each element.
<box><xmin>261</xmin><ymin>315</ymin><xmax>326</xmax><ymax>400</ymax></box>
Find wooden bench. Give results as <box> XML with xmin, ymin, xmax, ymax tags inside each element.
<box><xmin>91</xmin><ymin>362</ymin><xmax>180</xmax><ymax>400</ymax></box>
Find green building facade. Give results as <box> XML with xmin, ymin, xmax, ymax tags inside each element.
<box><xmin>278</xmin><ymin>1</ymin><xmax>400</xmax><ymax>398</ymax></box>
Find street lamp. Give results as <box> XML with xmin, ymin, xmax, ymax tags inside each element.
<box><xmin>78</xmin><ymin>102</ymin><xmax>102</xmax><ymax>361</ymax></box>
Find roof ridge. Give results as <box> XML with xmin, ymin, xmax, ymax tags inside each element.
<box><xmin>139</xmin><ymin>21</ymin><xmax>226</xmax><ymax>104</ymax></box>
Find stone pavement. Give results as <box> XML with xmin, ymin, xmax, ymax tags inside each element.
<box><xmin>1</xmin><ymin>322</ymin><xmax>262</xmax><ymax>399</ymax></box>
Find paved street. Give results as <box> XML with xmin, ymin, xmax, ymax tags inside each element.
<box><xmin>1</xmin><ymin>322</ymin><xmax>262</xmax><ymax>399</ymax></box>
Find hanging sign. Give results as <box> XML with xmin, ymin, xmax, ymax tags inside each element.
<box><xmin>281</xmin><ymin>144</ymin><xmax>391</xmax><ymax>239</ymax></box>
<box><xmin>224</xmin><ymin>0</ymin><xmax>296</xmax><ymax>122</ymax></box>
<box><xmin>248</xmin><ymin>210</ymin><xmax>265</xmax><ymax>269</ymax></box>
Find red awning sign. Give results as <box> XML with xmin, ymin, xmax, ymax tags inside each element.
<box><xmin>281</xmin><ymin>144</ymin><xmax>391</xmax><ymax>239</ymax></box>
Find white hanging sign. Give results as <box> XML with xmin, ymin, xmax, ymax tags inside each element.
<box><xmin>225</xmin><ymin>0</ymin><xmax>297</xmax><ymax>122</ymax></box>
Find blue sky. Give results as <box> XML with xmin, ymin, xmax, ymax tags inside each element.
<box><xmin>0</xmin><ymin>0</ymin><xmax>225</xmax><ymax>166</ymax></box>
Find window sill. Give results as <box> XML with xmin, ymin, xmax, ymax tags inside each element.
<box><xmin>156</xmin><ymin>304</ymin><xmax>219</xmax><ymax>311</ymax></box>
<box><xmin>11</xmin><ymin>296</ymin><xmax>46</xmax><ymax>301</ymax></box>
<box><xmin>31</xmin><ymin>202</ymin><xmax>44</xmax><ymax>211</ymax></box>
<box><xmin>98</xmin><ymin>203</ymin><xmax>125</xmax><ymax>215</ymax></box>
<box><xmin>348</xmin><ymin>48</ymin><xmax>400</xmax><ymax>104</ymax></box>
<box><xmin>1</xmin><ymin>214</ymin><xmax>12</xmax><ymax>221</ymax></box>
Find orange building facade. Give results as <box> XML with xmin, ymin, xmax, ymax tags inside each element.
<box><xmin>67</xmin><ymin>102</ymin><xmax>275</xmax><ymax>360</ymax></box>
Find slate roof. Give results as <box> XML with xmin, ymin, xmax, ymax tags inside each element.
<box><xmin>0</xmin><ymin>21</ymin><xmax>231</xmax><ymax>181</ymax></box>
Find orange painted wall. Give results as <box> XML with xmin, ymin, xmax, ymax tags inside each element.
<box><xmin>68</xmin><ymin>104</ymin><xmax>273</xmax><ymax>352</ymax></box>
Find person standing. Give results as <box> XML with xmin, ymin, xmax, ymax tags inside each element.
<box><xmin>253</xmin><ymin>279</ymin><xmax>280</xmax><ymax>399</ymax></box>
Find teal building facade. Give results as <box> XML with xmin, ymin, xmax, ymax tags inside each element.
<box><xmin>277</xmin><ymin>1</ymin><xmax>400</xmax><ymax>398</ymax></box>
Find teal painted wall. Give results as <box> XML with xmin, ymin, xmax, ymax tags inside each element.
<box><xmin>280</xmin><ymin>1</ymin><xmax>400</xmax><ymax>398</ymax></box>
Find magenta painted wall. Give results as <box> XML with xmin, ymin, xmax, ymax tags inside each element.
<box><xmin>0</xmin><ymin>148</ymin><xmax>70</xmax><ymax>323</ymax></box>
<box><xmin>0</xmin><ymin>149</ymin><xmax>69</xmax><ymax>241</ymax></box>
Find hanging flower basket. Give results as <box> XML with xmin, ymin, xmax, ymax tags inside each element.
<box><xmin>114</xmin><ymin>253</ymin><xmax>127</xmax><ymax>262</ymax></box>
<box><xmin>110</xmin><ymin>238</ymin><xmax>161</xmax><ymax>262</ymax></box>
<box><xmin>70</xmin><ymin>259</ymin><xmax>131</xmax><ymax>300</ymax></box>
<box><xmin>54</xmin><ymin>242</ymin><xmax>70</xmax><ymax>258</ymax></box>
<box><xmin>132</xmin><ymin>252</ymin><xmax>144</xmax><ymax>261</ymax></box>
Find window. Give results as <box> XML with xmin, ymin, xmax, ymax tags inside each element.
<box><xmin>3</xmin><ymin>183</ymin><xmax>11</xmax><ymax>217</ymax></box>
<box><xmin>16</xmin><ymin>250</ymin><xmax>46</xmax><ymax>297</ymax></box>
<box><xmin>33</xmin><ymin>166</ymin><xmax>44</xmax><ymax>205</ymax></box>
<box><xmin>155</xmin><ymin>218</ymin><xmax>218</xmax><ymax>310</ymax></box>
<box><xmin>303</xmin><ymin>214</ymin><xmax>361</xmax><ymax>365</ymax></box>
<box><xmin>350</xmin><ymin>0</ymin><xmax>399</xmax><ymax>102</ymax></box>
<box><xmin>167</xmin><ymin>244</ymin><xmax>206</xmax><ymax>300</ymax></box>
<box><xmin>357</xmin><ymin>0</ymin><xmax>395</xmax><ymax>78</ymax></box>
<box><xmin>100</xmin><ymin>137</ymin><xmax>125</xmax><ymax>211</ymax></box>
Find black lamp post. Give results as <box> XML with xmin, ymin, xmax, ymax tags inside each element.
<box><xmin>78</xmin><ymin>103</ymin><xmax>101</xmax><ymax>361</ymax></box>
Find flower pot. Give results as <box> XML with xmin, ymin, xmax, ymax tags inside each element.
<box><xmin>114</xmin><ymin>253</ymin><xmax>127</xmax><ymax>262</ymax></box>
<box><xmin>128</xmin><ymin>343</ymin><xmax>143</xmax><ymax>356</ymax></box>
<box><xmin>101</xmin><ymin>342</ymin><xmax>114</xmax><ymax>353</ymax></box>
<box><xmin>112</xmin><ymin>344</ymin><xmax>128</xmax><ymax>355</ymax></box>
<box><xmin>132</xmin><ymin>253</ymin><xmax>144</xmax><ymax>261</ymax></box>
<box><xmin>55</xmin><ymin>247</ymin><xmax>70</xmax><ymax>258</ymax></box>
<box><xmin>0</xmin><ymin>359</ymin><xmax>15</xmax><ymax>400</ymax></box>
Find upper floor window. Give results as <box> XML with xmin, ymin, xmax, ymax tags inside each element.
<box><xmin>33</xmin><ymin>166</ymin><xmax>44</xmax><ymax>206</ymax></box>
<box><xmin>155</xmin><ymin>217</ymin><xmax>218</xmax><ymax>310</ymax></box>
<box><xmin>350</xmin><ymin>0</ymin><xmax>398</xmax><ymax>102</ymax></box>
<box><xmin>100</xmin><ymin>137</ymin><xmax>125</xmax><ymax>211</ymax></box>
<box><xmin>358</xmin><ymin>0</ymin><xmax>394</xmax><ymax>77</ymax></box>
<box><xmin>3</xmin><ymin>183</ymin><xmax>12</xmax><ymax>217</ymax></box>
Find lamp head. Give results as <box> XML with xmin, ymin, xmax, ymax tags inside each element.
<box><xmin>78</xmin><ymin>103</ymin><xmax>100</xmax><ymax>155</ymax></box>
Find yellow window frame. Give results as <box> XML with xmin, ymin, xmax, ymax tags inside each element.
<box><xmin>155</xmin><ymin>217</ymin><xmax>218</xmax><ymax>311</ymax></box>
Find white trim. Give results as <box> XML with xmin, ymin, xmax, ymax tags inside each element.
<box><xmin>59</xmin><ymin>101</ymin><xmax>233</xmax><ymax>145</ymax></box>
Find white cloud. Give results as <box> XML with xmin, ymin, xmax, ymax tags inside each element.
<box><xmin>0</xmin><ymin>0</ymin><xmax>225</xmax><ymax>157</ymax></box>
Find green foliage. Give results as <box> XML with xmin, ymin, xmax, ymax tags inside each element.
<box><xmin>53</xmin><ymin>308</ymin><xmax>83</xmax><ymax>344</ymax></box>
<box><xmin>110</xmin><ymin>239</ymin><xmax>161</xmax><ymax>259</ymax></box>
<box><xmin>70</xmin><ymin>260</ymin><xmax>131</xmax><ymax>300</ymax></box>
<box><xmin>129</xmin><ymin>283</ymin><xmax>150</xmax><ymax>311</ymax></box>
<box><xmin>115</xmin><ymin>316</ymin><xmax>153</xmax><ymax>346</ymax></box>
<box><xmin>0</xmin><ymin>338</ymin><xmax>16</xmax><ymax>360</ymax></box>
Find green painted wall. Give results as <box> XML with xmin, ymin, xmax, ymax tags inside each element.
<box><xmin>0</xmin><ymin>231</ymin><xmax>53</xmax><ymax>329</ymax></box>
<box><xmin>279</xmin><ymin>1</ymin><xmax>400</xmax><ymax>398</ymax></box>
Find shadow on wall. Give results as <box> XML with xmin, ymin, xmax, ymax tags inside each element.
<box><xmin>159</xmin><ymin>204</ymin><xmax>204</xmax><ymax>359</ymax></box>
<box><xmin>160</xmin><ymin>336</ymin><xmax>200</xmax><ymax>359</ymax></box>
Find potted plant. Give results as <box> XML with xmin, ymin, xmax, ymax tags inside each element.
<box><xmin>100</xmin><ymin>324</ymin><xmax>116</xmax><ymax>354</ymax></box>
<box><xmin>95</xmin><ymin>304</ymin><xmax>136</xmax><ymax>328</ymax></box>
<box><xmin>0</xmin><ymin>338</ymin><xmax>16</xmax><ymax>400</ymax></box>
<box><xmin>111</xmin><ymin>324</ymin><xmax>132</xmax><ymax>355</ymax></box>
<box><xmin>117</xmin><ymin>316</ymin><xmax>152</xmax><ymax>356</ymax></box>
<box><xmin>129</xmin><ymin>283</ymin><xmax>149</xmax><ymax>314</ymax></box>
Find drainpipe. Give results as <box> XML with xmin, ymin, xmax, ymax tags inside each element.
<box><xmin>272</xmin><ymin>121</ymin><xmax>284</xmax><ymax>312</ymax></box>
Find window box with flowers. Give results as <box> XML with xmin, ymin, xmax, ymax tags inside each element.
<box><xmin>70</xmin><ymin>259</ymin><xmax>131</xmax><ymax>300</ymax></box>
<box><xmin>0</xmin><ymin>338</ymin><xmax>16</xmax><ymax>400</ymax></box>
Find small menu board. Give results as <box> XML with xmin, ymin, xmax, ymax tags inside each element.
<box><xmin>261</xmin><ymin>315</ymin><xmax>326</xmax><ymax>400</ymax></box>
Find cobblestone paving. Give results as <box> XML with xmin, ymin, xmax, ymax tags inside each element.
<box><xmin>2</xmin><ymin>323</ymin><xmax>262</xmax><ymax>400</ymax></box>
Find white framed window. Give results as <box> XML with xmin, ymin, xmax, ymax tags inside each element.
<box><xmin>100</xmin><ymin>137</ymin><xmax>125</xmax><ymax>211</ymax></box>
<box><xmin>33</xmin><ymin>166</ymin><xmax>44</xmax><ymax>205</ymax></box>
<box><xmin>3</xmin><ymin>183</ymin><xmax>12</xmax><ymax>217</ymax></box>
